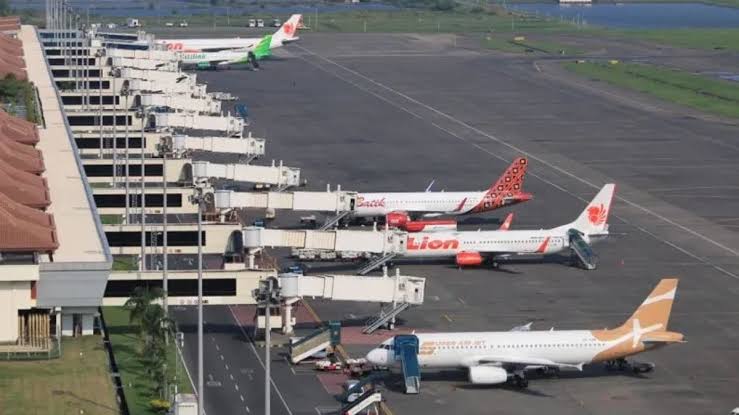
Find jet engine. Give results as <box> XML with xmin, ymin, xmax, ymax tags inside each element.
<box><xmin>385</xmin><ymin>212</ymin><xmax>410</xmax><ymax>228</ymax></box>
<box><xmin>456</xmin><ymin>251</ymin><xmax>483</xmax><ymax>266</ymax></box>
<box><xmin>468</xmin><ymin>366</ymin><xmax>508</xmax><ymax>385</ymax></box>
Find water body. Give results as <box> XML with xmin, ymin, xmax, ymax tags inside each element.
<box><xmin>508</xmin><ymin>3</ymin><xmax>739</xmax><ymax>29</ymax></box>
<box><xmin>10</xmin><ymin>0</ymin><xmax>397</xmax><ymax>17</ymax></box>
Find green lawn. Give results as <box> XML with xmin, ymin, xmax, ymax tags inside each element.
<box><xmin>103</xmin><ymin>306</ymin><xmax>193</xmax><ymax>415</ymax></box>
<box><xmin>0</xmin><ymin>336</ymin><xmax>118</xmax><ymax>415</ymax></box>
<box><xmin>132</xmin><ymin>9</ymin><xmax>575</xmax><ymax>33</ymax></box>
<box><xmin>619</xmin><ymin>28</ymin><xmax>739</xmax><ymax>52</ymax></box>
<box><xmin>100</xmin><ymin>214</ymin><xmax>125</xmax><ymax>225</ymax></box>
<box><xmin>564</xmin><ymin>61</ymin><xmax>739</xmax><ymax>119</ymax></box>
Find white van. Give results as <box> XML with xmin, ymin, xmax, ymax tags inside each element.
<box><xmin>256</xmin><ymin>19</ymin><xmax>264</xmax><ymax>28</ymax></box>
<box><xmin>248</xmin><ymin>19</ymin><xmax>256</xmax><ymax>28</ymax></box>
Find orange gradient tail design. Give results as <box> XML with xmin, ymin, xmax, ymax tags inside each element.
<box><xmin>592</xmin><ymin>278</ymin><xmax>682</xmax><ymax>362</ymax></box>
<box><xmin>471</xmin><ymin>157</ymin><xmax>531</xmax><ymax>213</ymax></box>
<box><xmin>620</xmin><ymin>278</ymin><xmax>678</xmax><ymax>331</ymax></box>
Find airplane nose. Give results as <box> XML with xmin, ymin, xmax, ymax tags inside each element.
<box><xmin>366</xmin><ymin>349</ymin><xmax>387</xmax><ymax>365</ymax></box>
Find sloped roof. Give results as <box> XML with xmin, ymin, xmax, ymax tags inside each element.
<box><xmin>0</xmin><ymin>204</ymin><xmax>58</xmax><ymax>252</ymax></box>
<box><xmin>0</xmin><ymin>135</ymin><xmax>44</xmax><ymax>173</ymax></box>
<box><xmin>0</xmin><ymin>157</ymin><xmax>50</xmax><ymax>208</ymax></box>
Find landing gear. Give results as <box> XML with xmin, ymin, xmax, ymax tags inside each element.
<box><xmin>605</xmin><ymin>358</ymin><xmax>655</xmax><ymax>373</ymax></box>
<box><xmin>512</xmin><ymin>374</ymin><xmax>528</xmax><ymax>388</ymax></box>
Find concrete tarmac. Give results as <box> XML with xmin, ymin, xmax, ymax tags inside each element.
<box><xmin>178</xmin><ymin>33</ymin><xmax>739</xmax><ymax>415</ymax></box>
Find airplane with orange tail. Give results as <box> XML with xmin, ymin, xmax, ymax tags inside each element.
<box><xmin>353</xmin><ymin>157</ymin><xmax>531</xmax><ymax>231</ymax></box>
<box><xmin>366</xmin><ymin>278</ymin><xmax>684</xmax><ymax>388</ymax></box>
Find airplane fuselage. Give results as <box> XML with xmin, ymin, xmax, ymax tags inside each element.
<box><xmin>402</xmin><ymin>229</ymin><xmax>573</xmax><ymax>258</ymax></box>
<box><xmin>355</xmin><ymin>191</ymin><xmax>490</xmax><ymax>217</ymax></box>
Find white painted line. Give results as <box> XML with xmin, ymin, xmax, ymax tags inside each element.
<box><xmin>225</xmin><ymin>364</ymin><xmax>229</xmax><ymax>370</ymax></box>
<box><xmin>228</xmin><ymin>305</ymin><xmax>294</xmax><ymax>415</ymax></box>
<box><xmin>215</xmin><ymin>344</ymin><xmax>220</xmax><ymax>351</ymax></box>
<box><xmin>230</xmin><ymin>374</ymin><xmax>234</xmax><ymax>381</ymax></box>
<box><xmin>457</xmin><ymin>297</ymin><xmax>466</xmax><ymax>305</ymax></box>
<box><xmin>220</xmin><ymin>354</ymin><xmax>225</xmax><ymax>361</ymax></box>
<box><xmin>235</xmin><ymin>384</ymin><xmax>239</xmax><ymax>391</ymax></box>
<box><xmin>295</xmin><ymin>44</ymin><xmax>739</xmax><ymax>280</ymax></box>
<box><xmin>240</xmin><ymin>395</ymin><xmax>245</xmax><ymax>402</ymax></box>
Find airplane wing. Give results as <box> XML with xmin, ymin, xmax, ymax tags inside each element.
<box><xmin>509</xmin><ymin>322</ymin><xmax>532</xmax><ymax>332</ymax></box>
<box><xmin>463</xmin><ymin>355</ymin><xmax>583</xmax><ymax>370</ymax></box>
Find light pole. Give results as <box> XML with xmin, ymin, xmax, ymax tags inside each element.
<box><xmin>252</xmin><ymin>277</ymin><xmax>280</xmax><ymax>415</ymax></box>
<box><xmin>135</xmin><ymin>107</ymin><xmax>148</xmax><ymax>271</ymax></box>
<box><xmin>189</xmin><ymin>184</ymin><xmax>206</xmax><ymax>415</ymax></box>
<box><xmin>110</xmin><ymin>67</ymin><xmax>118</xmax><ymax>187</ymax></box>
<box><xmin>95</xmin><ymin>48</ymin><xmax>105</xmax><ymax>159</ymax></box>
<box><xmin>157</xmin><ymin>137</ymin><xmax>173</xmax><ymax>317</ymax></box>
<box><xmin>121</xmin><ymin>83</ymin><xmax>131</xmax><ymax>223</ymax></box>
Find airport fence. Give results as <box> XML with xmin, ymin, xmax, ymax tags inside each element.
<box><xmin>0</xmin><ymin>336</ymin><xmax>61</xmax><ymax>361</ymax></box>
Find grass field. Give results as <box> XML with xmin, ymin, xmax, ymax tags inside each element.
<box><xmin>618</xmin><ymin>28</ymin><xmax>739</xmax><ymax>52</ymax></box>
<box><xmin>564</xmin><ymin>61</ymin><xmax>739</xmax><ymax>119</ymax></box>
<box><xmin>135</xmin><ymin>9</ymin><xmax>576</xmax><ymax>33</ymax></box>
<box><xmin>0</xmin><ymin>336</ymin><xmax>118</xmax><ymax>415</ymax></box>
<box><xmin>103</xmin><ymin>306</ymin><xmax>193</xmax><ymax>415</ymax></box>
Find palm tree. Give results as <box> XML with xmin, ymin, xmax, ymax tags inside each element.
<box><xmin>124</xmin><ymin>286</ymin><xmax>163</xmax><ymax>330</ymax></box>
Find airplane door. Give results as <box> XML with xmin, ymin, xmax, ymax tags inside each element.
<box><xmin>350</xmin><ymin>197</ymin><xmax>355</xmax><ymax>211</ymax></box>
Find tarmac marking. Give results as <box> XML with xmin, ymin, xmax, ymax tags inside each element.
<box><xmin>228</xmin><ymin>305</ymin><xmax>294</xmax><ymax>415</ymax></box>
<box><xmin>225</xmin><ymin>364</ymin><xmax>229</xmax><ymax>370</ymax></box>
<box><xmin>442</xmin><ymin>314</ymin><xmax>453</xmax><ymax>322</ymax></box>
<box><xmin>220</xmin><ymin>354</ymin><xmax>225</xmax><ymax>361</ymax></box>
<box><xmin>295</xmin><ymin>44</ymin><xmax>739</xmax><ymax>280</ymax></box>
<box><xmin>240</xmin><ymin>395</ymin><xmax>245</xmax><ymax>402</ymax></box>
<box><xmin>457</xmin><ymin>297</ymin><xmax>466</xmax><ymax>305</ymax></box>
<box><xmin>230</xmin><ymin>374</ymin><xmax>235</xmax><ymax>381</ymax></box>
<box><xmin>235</xmin><ymin>384</ymin><xmax>239</xmax><ymax>391</ymax></box>
<box><xmin>215</xmin><ymin>344</ymin><xmax>220</xmax><ymax>351</ymax></box>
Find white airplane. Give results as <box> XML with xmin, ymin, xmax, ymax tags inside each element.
<box><xmin>366</xmin><ymin>278</ymin><xmax>684</xmax><ymax>388</ymax></box>
<box><xmin>152</xmin><ymin>14</ymin><xmax>302</xmax><ymax>53</ymax></box>
<box><xmin>179</xmin><ymin>35</ymin><xmax>273</xmax><ymax>69</ymax></box>
<box><xmin>399</xmin><ymin>183</ymin><xmax>615</xmax><ymax>266</ymax></box>
<box><xmin>354</xmin><ymin>157</ymin><xmax>532</xmax><ymax>230</ymax></box>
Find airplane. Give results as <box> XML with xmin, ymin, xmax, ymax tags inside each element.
<box><xmin>153</xmin><ymin>14</ymin><xmax>302</xmax><ymax>53</ymax></box>
<box><xmin>398</xmin><ymin>183</ymin><xmax>615</xmax><ymax>267</ymax></box>
<box><xmin>366</xmin><ymin>278</ymin><xmax>684</xmax><ymax>388</ymax></box>
<box><xmin>353</xmin><ymin>157</ymin><xmax>532</xmax><ymax>230</ymax></box>
<box><xmin>179</xmin><ymin>35</ymin><xmax>272</xmax><ymax>69</ymax></box>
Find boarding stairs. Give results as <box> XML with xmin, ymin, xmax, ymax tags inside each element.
<box><xmin>395</xmin><ymin>335</ymin><xmax>421</xmax><ymax>394</ymax></box>
<box><xmin>319</xmin><ymin>210</ymin><xmax>352</xmax><ymax>230</ymax></box>
<box><xmin>357</xmin><ymin>252</ymin><xmax>398</xmax><ymax>276</ymax></box>
<box><xmin>568</xmin><ymin>229</ymin><xmax>598</xmax><ymax>270</ymax></box>
<box><xmin>289</xmin><ymin>321</ymin><xmax>341</xmax><ymax>364</ymax></box>
<box><xmin>340</xmin><ymin>390</ymin><xmax>383</xmax><ymax>415</ymax></box>
<box><xmin>362</xmin><ymin>302</ymin><xmax>410</xmax><ymax>334</ymax></box>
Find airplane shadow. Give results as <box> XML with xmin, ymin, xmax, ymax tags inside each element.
<box><xmin>376</xmin><ymin>364</ymin><xmax>653</xmax><ymax>396</ymax></box>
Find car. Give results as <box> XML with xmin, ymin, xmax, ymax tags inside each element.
<box><xmin>271</xmin><ymin>18</ymin><xmax>281</xmax><ymax>27</ymax></box>
<box><xmin>179</xmin><ymin>21</ymin><xmax>189</xmax><ymax>27</ymax></box>
<box><xmin>165</xmin><ymin>22</ymin><xmax>174</xmax><ymax>27</ymax></box>
<box><xmin>256</xmin><ymin>19</ymin><xmax>264</xmax><ymax>28</ymax></box>
<box><xmin>730</xmin><ymin>408</ymin><xmax>739</xmax><ymax>415</ymax></box>
<box><xmin>247</xmin><ymin>19</ymin><xmax>256</xmax><ymax>28</ymax></box>
<box><xmin>106</xmin><ymin>23</ymin><xmax>117</xmax><ymax>29</ymax></box>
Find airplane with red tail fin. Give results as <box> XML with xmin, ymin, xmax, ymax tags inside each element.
<box><xmin>353</xmin><ymin>157</ymin><xmax>531</xmax><ymax>231</ymax></box>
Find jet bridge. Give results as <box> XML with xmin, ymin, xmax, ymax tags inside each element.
<box><xmin>194</xmin><ymin>160</ymin><xmax>301</xmax><ymax>189</ymax></box>
<box><xmin>140</xmin><ymin>93</ymin><xmax>221</xmax><ymax>114</ymax></box>
<box><xmin>154</xmin><ymin>113</ymin><xmax>244</xmax><ymax>135</ymax></box>
<box><xmin>169</xmin><ymin>133</ymin><xmax>265</xmax><ymax>158</ymax></box>
<box><xmin>243</xmin><ymin>227</ymin><xmax>407</xmax><ymax>259</ymax></box>
<box><xmin>279</xmin><ymin>269</ymin><xmax>425</xmax><ymax>337</ymax></box>
<box><xmin>106</xmin><ymin>48</ymin><xmax>179</xmax><ymax>62</ymax></box>
<box><xmin>111</xmin><ymin>56</ymin><xmax>179</xmax><ymax>71</ymax></box>
<box><xmin>118</xmin><ymin>67</ymin><xmax>198</xmax><ymax>84</ymax></box>
<box><xmin>128</xmin><ymin>78</ymin><xmax>207</xmax><ymax>97</ymax></box>
<box><xmin>213</xmin><ymin>187</ymin><xmax>356</xmax><ymax>217</ymax></box>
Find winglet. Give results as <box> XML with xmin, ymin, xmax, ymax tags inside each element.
<box><xmin>499</xmin><ymin>213</ymin><xmax>514</xmax><ymax>231</ymax></box>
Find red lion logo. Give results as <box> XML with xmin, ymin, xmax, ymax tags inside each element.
<box><xmin>587</xmin><ymin>204</ymin><xmax>607</xmax><ymax>226</ymax></box>
<box><xmin>282</xmin><ymin>23</ymin><xmax>295</xmax><ymax>37</ymax></box>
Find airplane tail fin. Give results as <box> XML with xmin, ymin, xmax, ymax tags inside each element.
<box><xmin>254</xmin><ymin>35</ymin><xmax>272</xmax><ymax>59</ymax></box>
<box><xmin>621</xmin><ymin>278</ymin><xmax>679</xmax><ymax>332</ymax></box>
<box><xmin>272</xmin><ymin>14</ymin><xmax>302</xmax><ymax>47</ymax></box>
<box><xmin>566</xmin><ymin>184</ymin><xmax>615</xmax><ymax>235</ymax></box>
<box><xmin>472</xmin><ymin>157</ymin><xmax>531</xmax><ymax>213</ymax></box>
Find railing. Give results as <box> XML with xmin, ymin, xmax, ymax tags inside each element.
<box><xmin>0</xmin><ymin>336</ymin><xmax>60</xmax><ymax>361</ymax></box>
